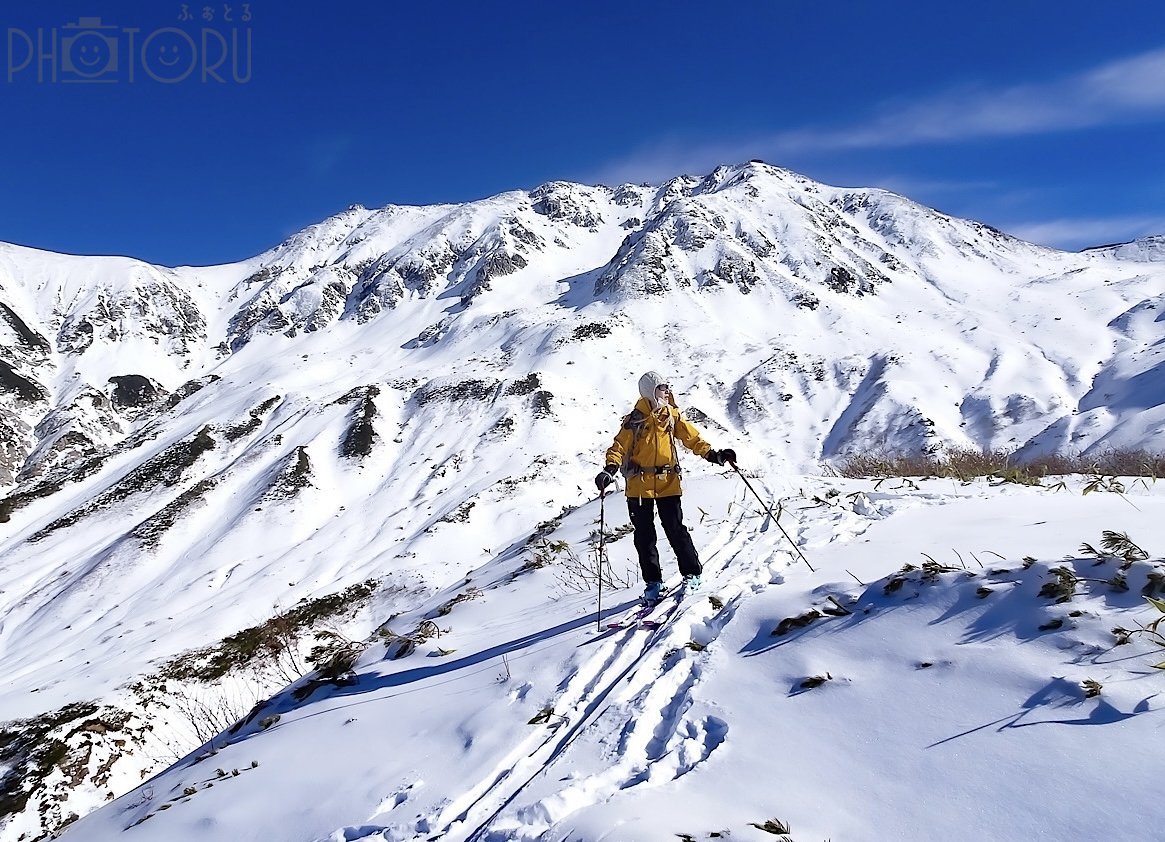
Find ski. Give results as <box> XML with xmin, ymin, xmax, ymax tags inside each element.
<box><xmin>605</xmin><ymin>598</ymin><xmax>666</xmax><ymax>631</ymax></box>
<box><xmin>605</xmin><ymin>580</ymin><xmax>695</xmax><ymax>631</ymax></box>
<box><xmin>639</xmin><ymin>584</ymin><xmax>688</xmax><ymax>630</ymax></box>
<box><xmin>605</xmin><ymin>580</ymin><xmax>681</xmax><ymax>630</ymax></box>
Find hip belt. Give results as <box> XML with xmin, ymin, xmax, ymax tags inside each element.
<box><xmin>628</xmin><ymin>463</ymin><xmax>682</xmax><ymax>476</ymax></box>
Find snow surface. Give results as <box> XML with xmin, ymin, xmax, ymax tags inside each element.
<box><xmin>0</xmin><ymin>162</ymin><xmax>1164</xmax><ymax>841</ymax></box>
<box><xmin>55</xmin><ymin>474</ymin><xmax>1165</xmax><ymax>842</ymax></box>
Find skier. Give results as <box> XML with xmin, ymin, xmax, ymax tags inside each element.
<box><xmin>595</xmin><ymin>372</ymin><xmax>736</xmax><ymax>604</ymax></box>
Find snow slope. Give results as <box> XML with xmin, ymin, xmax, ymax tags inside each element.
<box><xmin>0</xmin><ymin>161</ymin><xmax>1164</xmax><ymax>840</ymax></box>
<box><xmin>56</xmin><ymin>473</ymin><xmax>1165</xmax><ymax>842</ymax></box>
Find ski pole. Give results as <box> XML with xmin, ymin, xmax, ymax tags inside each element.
<box><xmin>731</xmin><ymin>464</ymin><xmax>815</xmax><ymax>572</ymax></box>
<box><xmin>596</xmin><ymin>487</ymin><xmax>607</xmax><ymax>631</ymax></box>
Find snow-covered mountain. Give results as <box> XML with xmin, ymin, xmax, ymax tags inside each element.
<box><xmin>1</xmin><ymin>161</ymin><xmax>1164</xmax><ymax>841</ymax></box>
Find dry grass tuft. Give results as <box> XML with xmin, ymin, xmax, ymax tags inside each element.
<box><xmin>835</xmin><ymin>447</ymin><xmax>1165</xmax><ymax>482</ymax></box>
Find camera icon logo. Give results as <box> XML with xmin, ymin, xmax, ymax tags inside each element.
<box><xmin>61</xmin><ymin>17</ymin><xmax>120</xmax><ymax>82</ymax></box>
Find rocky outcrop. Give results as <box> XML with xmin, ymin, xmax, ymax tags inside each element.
<box><xmin>336</xmin><ymin>386</ymin><xmax>380</xmax><ymax>459</ymax></box>
<box><xmin>530</xmin><ymin>182</ymin><xmax>605</xmax><ymax>229</ymax></box>
<box><xmin>0</xmin><ymin>363</ymin><xmax>48</xmax><ymax>487</ymax></box>
<box><xmin>29</xmin><ymin>426</ymin><xmax>216</xmax><ymax>541</ymax></box>
<box><xmin>57</xmin><ymin>279</ymin><xmax>205</xmax><ymax>358</ymax></box>
<box><xmin>108</xmin><ymin>375</ymin><xmax>162</xmax><ymax>412</ymax></box>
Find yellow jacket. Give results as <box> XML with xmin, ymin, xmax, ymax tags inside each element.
<box><xmin>604</xmin><ymin>396</ymin><xmax>712</xmax><ymax>498</ymax></box>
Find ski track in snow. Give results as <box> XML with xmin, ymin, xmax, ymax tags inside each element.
<box><xmin>320</xmin><ymin>478</ymin><xmax>901</xmax><ymax>841</ymax></box>
<box><xmin>442</xmin><ymin>510</ymin><xmax>755</xmax><ymax>842</ymax></box>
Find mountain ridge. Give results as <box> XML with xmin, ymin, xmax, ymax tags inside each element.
<box><xmin>1</xmin><ymin>161</ymin><xmax>1162</xmax><ymax>487</ymax></box>
<box><xmin>0</xmin><ymin>161</ymin><xmax>1163</xmax><ymax>839</ymax></box>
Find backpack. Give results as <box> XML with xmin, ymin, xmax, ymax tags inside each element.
<box><xmin>618</xmin><ymin>404</ymin><xmax>680</xmax><ymax>478</ymax></box>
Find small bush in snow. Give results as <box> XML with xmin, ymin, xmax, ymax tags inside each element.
<box><xmin>1113</xmin><ymin>596</ymin><xmax>1165</xmax><ymax>669</ymax></box>
<box><xmin>771</xmin><ymin>609</ymin><xmax>822</xmax><ymax>636</ymax></box>
<box><xmin>1079</xmin><ymin>530</ymin><xmax>1150</xmax><ymax>566</ymax></box>
<box><xmin>749</xmin><ymin>816</ymin><xmax>795</xmax><ymax>838</ymax></box>
<box><xmin>543</xmin><ymin>537</ymin><xmax>635</xmax><ymax>594</ymax></box>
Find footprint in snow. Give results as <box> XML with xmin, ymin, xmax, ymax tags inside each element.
<box><xmin>508</xmin><ymin>681</ymin><xmax>532</xmax><ymax>703</ymax></box>
<box><xmin>320</xmin><ymin>824</ymin><xmax>387</xmax><ymax>841</ymax></box>
<box><xmin>371</xmin><ymin>780</ymin><xmax>423</xmax><ymax>817</ymax></box>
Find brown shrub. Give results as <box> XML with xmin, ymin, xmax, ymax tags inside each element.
<box><xmin>836</xmin><ymin>447</ymin><xmax>1165</xmax><ymax>481</ymax></box>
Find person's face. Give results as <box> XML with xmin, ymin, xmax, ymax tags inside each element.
<box><xmin>655</xmin><ymin>384</ymin><xmax>670</xmax><ymax>400</ymax></box>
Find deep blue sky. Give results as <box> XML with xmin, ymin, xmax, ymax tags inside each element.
<box><xmin>3</xmin><ymin>1</ymin><xmax>1164</xmax><ymax>266</ymax></box>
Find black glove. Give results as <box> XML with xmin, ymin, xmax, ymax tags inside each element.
<box><xmin>595</xmin><ymin>464</ymin><xmax>618</xmax><ymax>491</ymax></box>
<box><xmin>705</xmin><ymin>448</ymin><xmax>737</xmax><ymax>466</ymax></box>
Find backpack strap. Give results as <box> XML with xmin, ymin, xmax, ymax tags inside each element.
<box><xmin>618</xmin><ymin>408</ymin><xmax>647</xmax><ymax>478</ymax></box>
<box><xmin>666</xmin><ymin>404</ymin><xmax>682</xmax><ymax>475</ymax></box>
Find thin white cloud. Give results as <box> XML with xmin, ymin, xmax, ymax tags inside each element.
<box><xmin>585</xmin><ymin>45</ymin><xmax>1165</xmax><ymax>186</ymax></box>
<box><xmin>782</xmin><ymin>46</ymin><xmax>1165</xmax><ymax>150</ymax></box>
<box><xmin>1009</xmin><ymin>214</ymin><xmax>1165</xmax><ymax>250</ymax></box>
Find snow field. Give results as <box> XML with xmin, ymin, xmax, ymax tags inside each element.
<box><xmin>54</xmin><ymin>471</ymin><xmax>1165</xmax><ymax>842</ymax></box>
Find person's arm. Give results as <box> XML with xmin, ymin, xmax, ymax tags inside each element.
<box><xmin>674</xmin><ymin>412</ymin><xmax>712</xmax><ymax>459</ymax></box>
<box><xmin>605</xmin><ymin>422</ymin><xmax>633</xmax><ymax>468</ymax></box>
<box><xmin>675</xmin><ymin>411</ymin><xmax>736</xmax><ymax>466</ymax></box>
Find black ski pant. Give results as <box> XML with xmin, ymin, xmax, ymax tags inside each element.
<box><xmin>627</xmin><ymin>495</ymin><xmax>702</xmax><ymax>583</ymax></box>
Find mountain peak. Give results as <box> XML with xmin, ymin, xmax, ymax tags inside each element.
<box><xmin>2</xmin><ymin>161</ymin><xmax>1165</xmax><ymax>841</ymax></box>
